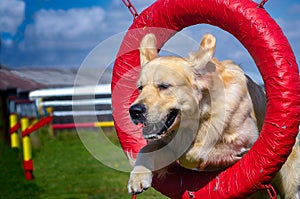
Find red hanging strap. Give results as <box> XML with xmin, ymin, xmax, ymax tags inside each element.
<box><xmin>264</xmin><ymin>184</ymin><xmax>277</xmax><ymax>199</ymax></box>
<box><xmin>258</xmin><ymin>0</ymin><xmax>268</xmax><ymax>8</ymax></box>
<box><xmin>122</xmin><ymin>0</ymin><xmax>139</xmax><ymax>19</ymax></box>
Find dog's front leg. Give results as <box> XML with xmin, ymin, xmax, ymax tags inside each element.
<box><xmin>128</xmin><ymin>139</ymin><xmax>176</xmax><ymax>194</ymax></box>
<box><xmin>128</xmin><ymin>142</ymin><xmax>157</xmax><ymax>195</ymax></box>
<box><xmin>128</xmin><ymin>164</ymin><xmax>152</xmax><ymax>194</ymax></box>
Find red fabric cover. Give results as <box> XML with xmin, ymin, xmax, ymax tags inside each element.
<box><xmin>111</xmin><ymin>0</ymin><xmax>300</xmax><ymax>198</ymax></box>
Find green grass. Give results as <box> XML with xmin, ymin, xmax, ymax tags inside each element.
<box><xmin>0</xmin><ymin>129</ymin><xmax>168</xmax><ymax>199</ymax></box>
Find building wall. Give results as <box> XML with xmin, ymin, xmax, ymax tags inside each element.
<box><xmin>0</xmin><ymin>91</ymin><xmax>9</xmax><ymax>144</ymax></box>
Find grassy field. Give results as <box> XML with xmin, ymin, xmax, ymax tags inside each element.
<box><xmin>0</xmin><ymin>128</ymin><xmax>168</xmax><ymax>199</ymax></box>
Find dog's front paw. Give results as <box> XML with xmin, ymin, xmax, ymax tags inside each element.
<box><xmin>128</xmin><ymin>165</ymin><xmax>152</xmax><ymax>195</ymax></box>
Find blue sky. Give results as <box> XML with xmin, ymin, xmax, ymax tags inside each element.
<box><xmin>0</xmin><ymin>0</ymin><xmax>299</xmax><ymax>83</ymax></box>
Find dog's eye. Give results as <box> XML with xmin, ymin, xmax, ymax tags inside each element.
<box><xmin>157</xmin><ymin>83</ymin><xmax>171</xmax><ymax>90</ymax></box>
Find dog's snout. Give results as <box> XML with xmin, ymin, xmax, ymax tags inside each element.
<box><xmin>129</xmin><ymin>104</ymin><xmax>146</xmax><ymax>125</ymax></box>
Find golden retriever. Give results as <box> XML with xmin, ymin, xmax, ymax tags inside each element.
<box><xmin>127</xmin><ymin>33</ymin><xmax>300</xmax><ymax>198</ymax></box>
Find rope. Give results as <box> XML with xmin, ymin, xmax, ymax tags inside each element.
<box><xmin>122</xmin><ymin>0</ymin><xmax>139</xmax><ymax>19</ymax></box>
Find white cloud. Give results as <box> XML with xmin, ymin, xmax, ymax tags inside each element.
<box><xmin>2</xmin><ymin>38</ymin><xmax>13</xmax><ymax>47</ymax></box>
<box><xmin>5</xmin><ymin>0</ymin><xmax>299</xmax><ymax>72</ymax></box>
<box><xmin>23</xmin><ymin>7</ymin><xmax>107</xmax><ymax>51</ymax></box>
<box><xmin>30</xmin><ymin>7</ymin><xmax>105</xmax><ymax>39</ymax></box>
<box><xmin>0</xmin><ymin>0</ymin><xmax>25</xmax><ymax>35</ymax></box>
<box><xmin>18</xmin><ymin>4</ymin><xmax>139</xmax><ymax>67</ymax></box>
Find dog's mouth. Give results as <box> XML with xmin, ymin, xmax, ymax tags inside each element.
<box><xmin>142</xmin><ymin>109</ymin><xmax>179</xmax><ymax>140</ymax></box>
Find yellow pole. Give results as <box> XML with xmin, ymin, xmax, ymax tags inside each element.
<box><xmin>46</xmin><ymin>107</ymin><xmax>54</xmax><ymax>137</ymax></box>
<box><xmin>10</xmin><ymin>114</ymin><xmax>20</xmax><ymax>149</ymax></box>
<box><xmin>21</xmin><ymin>118</ymin><xmax>32</xmax><ymax>161</ymax></box>
<box><xmin>21</xmin><ymin>117</ymin><xmax>34</xmax><ymax>180</ymax></box>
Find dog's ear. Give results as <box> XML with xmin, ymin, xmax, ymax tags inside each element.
<box><xmin>140</xmin><ymin>33</ymin><xmax>158</xmax><ymax>66</ymax></box>
<box><xmin>190</xmin><ymin>34</ymin><xmax>217</xmax><ymax>90</ymax></box>
<box><xmin>189</xmin><ymin>34</ymin><xmax>216</xmax><ymax>73</ymax></box>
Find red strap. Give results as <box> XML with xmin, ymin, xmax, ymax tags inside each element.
<box><xmin>183</xmin><ymin>186</ymin><xmax>277</xmax><ymax>199</ymax></box>
<box><xmin>10</xmin><ymin>123</ymin><xmax>21</xmax><ymax>134</ymax></box>
<box><xmin>265</xmin><ymin>184</ymin><xmax>277</xmax><ymax>199</ymax></box>
<box><xmin>122</xmin><ymin>0</ymin><xmax>139</xmax><ymax>19</ymax></box>
<box><xmin>258</xmin><ymin>0</ymin><xmax>268</xmax><ymax>8</ymax></box>
<box><xmin>22</xmin><ymin>116</ymin><xmax>53</xmax><ymax>137</ymax></box>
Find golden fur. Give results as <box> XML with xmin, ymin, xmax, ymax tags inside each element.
<box><xmin>127</xmin><ymin>33</ymin><xmax>300</xmax><ymax>198</ymax></box>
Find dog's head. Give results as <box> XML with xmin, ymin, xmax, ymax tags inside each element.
<box><xmin>129</xmin><ymin>33</ymin><xmax>217</xmax><ymax>140</ymax></box>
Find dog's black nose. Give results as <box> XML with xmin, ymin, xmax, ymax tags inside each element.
<box><xmin>129</xmin><ymin>104</ymin><xmax>146</xmax><ymax>125</ymax></box>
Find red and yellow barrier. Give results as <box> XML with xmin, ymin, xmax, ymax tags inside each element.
<box><xmin>20</xmin><ymin>116</ymin><xmax>53</xmax><ymax>180</ymax></box>
<box><xmin>52</xmin><ymin>121</ymin><xmax>114</xmax><ymax>129</ymax></box>
<box><xmin>9</xmin><ymin>110</ymin><xmax>114</xmax><ymax>180</ymax></box>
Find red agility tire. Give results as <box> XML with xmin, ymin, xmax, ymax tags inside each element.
<box><xmin>111</xmin><ymin>0</ymin><xmax>300</xmax><ymax>198</ymax></box>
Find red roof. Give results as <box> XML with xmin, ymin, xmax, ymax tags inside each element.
<box><xmin>0</xmin><ymin>69</ymin><xmax>45</xmax><ymax>92</ymax></box>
